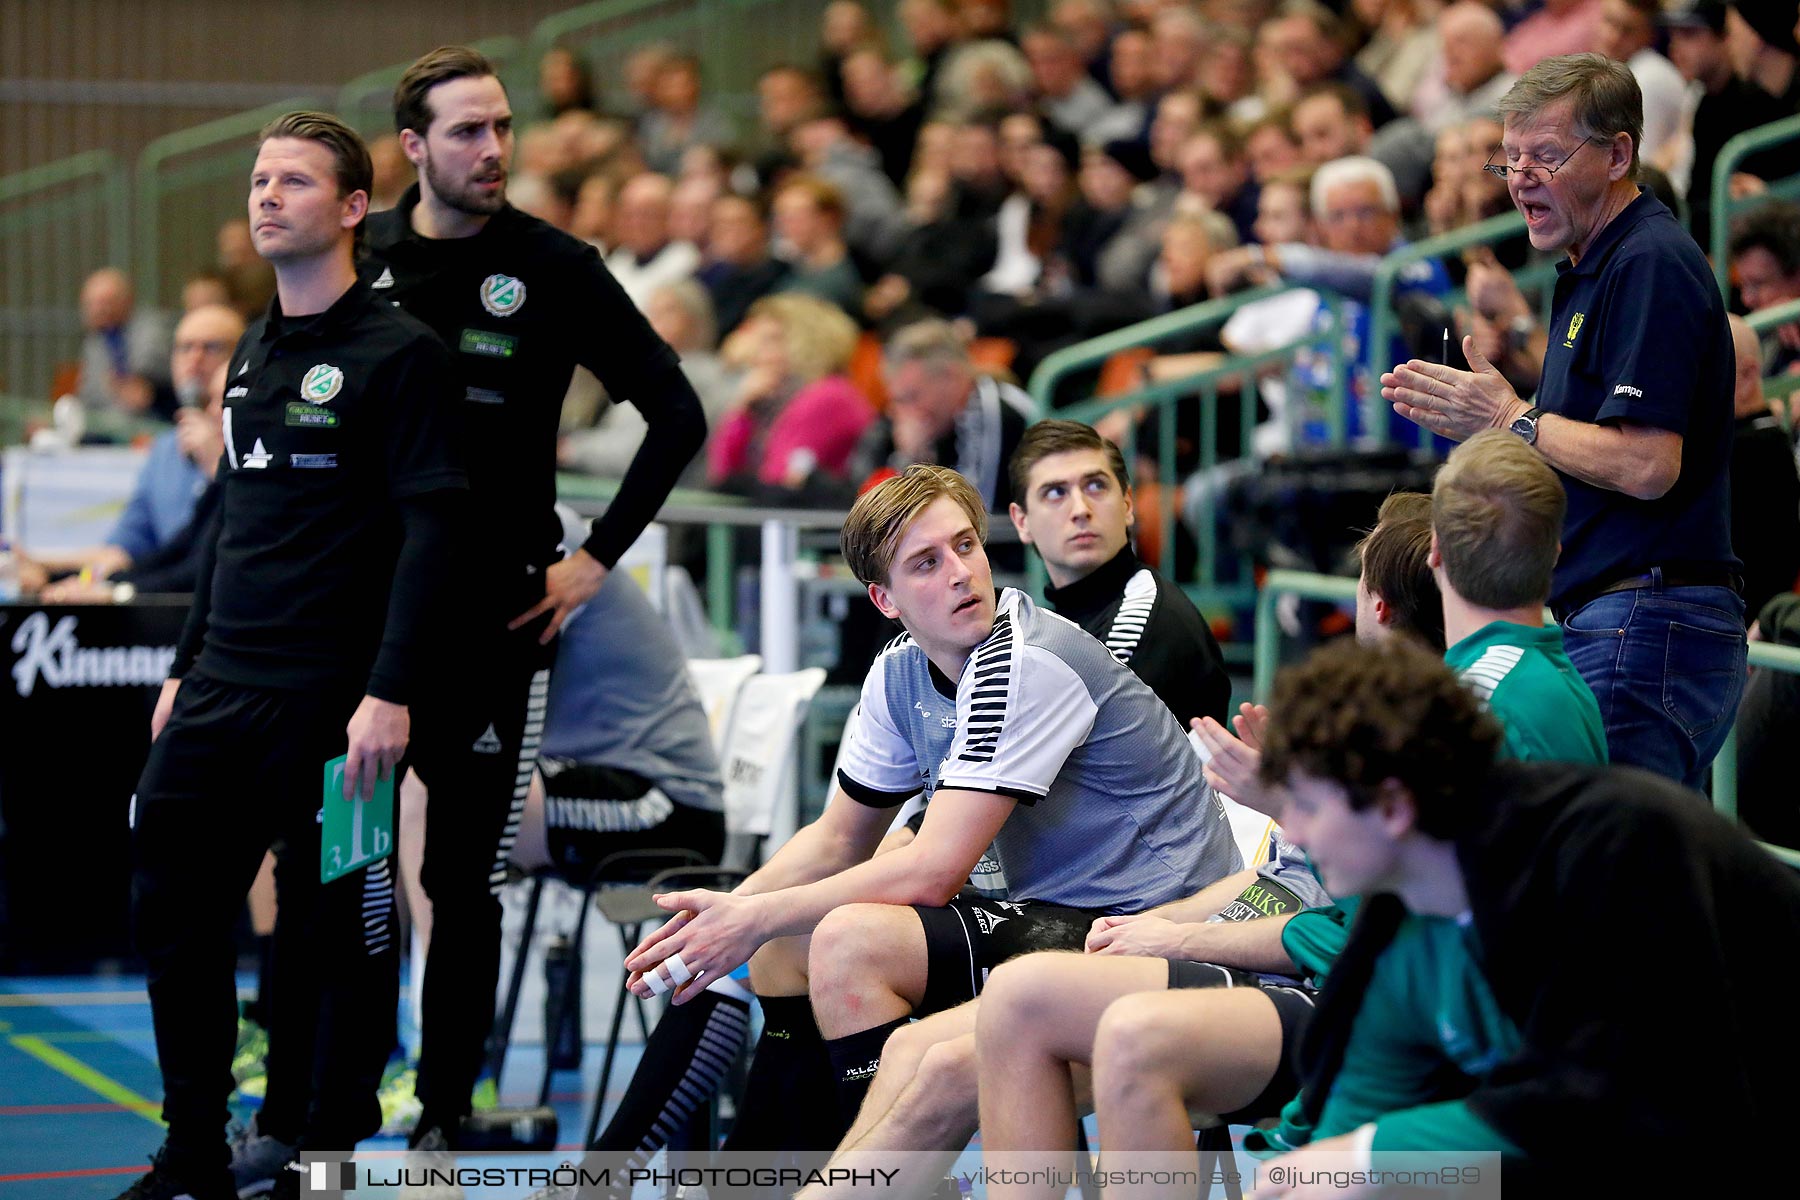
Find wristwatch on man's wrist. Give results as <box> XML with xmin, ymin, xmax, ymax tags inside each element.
<box><xmin>1509</xmin><ymin>405</ymin><xmax>1543</xmax><ymax>445</ymax></box>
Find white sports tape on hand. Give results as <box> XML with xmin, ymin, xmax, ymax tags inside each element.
<box><xmin>645</xmin><ymin>970</ymin><xmax>671</xmax><ymax>997</ymax></box>
<box><xmin>665</xmin><ymin>953</ymin><xmax>694</xmax><ymax>986</ymax></box>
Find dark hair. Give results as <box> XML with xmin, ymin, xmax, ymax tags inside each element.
<box><xmin>1009</xmin><ymin>420</ymin><xmax>1130</xmax><ymax>508</ymax></box>
<box><xmin>1295</xmin><ymin>81</ymin><xmax>1368</xmax><ymax>125</ymax></box>
<box><xmin>1259</xmin><ymin>635</ymin><xmax>1503</xmax><ymax>839</ymax></box>
<box><xmin>395</xmin><ymin>45</ymin><xmax>500</xmax><ymax>137</ymax></box>
<box><xmin>257</xmin><ymin>111</ymin><xmax>373</xmax><ymax>250</ymax></box>
<box><xmin>1729</xmin><ymin>200</ymin><xmax>1800</xmax><ymax>277</ymax></box>
<box><xmin>1354</xmin><ymin>492</ymin><xmax>1445</xmax><ymax>652</ymax></box>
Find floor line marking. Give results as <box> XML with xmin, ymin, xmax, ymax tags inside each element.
<box><xmin>0</xmin><ymin>991</ymin><xmax>150</xmax><ymax>1007</ymax></box>
<box><xmin>0</xmin><ymin>1165</ymin><xmax>146</xmax><ymax>1182</ymax></box>
<box><xmin>7</xmin><ymin>1035</ymin><xmax>164</xmax><ymax>1126</ymax></box>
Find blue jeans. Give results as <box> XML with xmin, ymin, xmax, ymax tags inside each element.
<box><xmin>1559</xmin><ymin>573</ymin><xmax>1747</xmax><ymax>790</ymax></box>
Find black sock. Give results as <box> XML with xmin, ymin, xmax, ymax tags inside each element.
<box><xmin>243</xmin><ymin>934</ymin><xmax>275</xmax><ymax>1028</ymax></box>
<box><xmin>825</xmin><ymin>1016</ymin><xmax>909</xmax><ymax>1137</ymax></box>
<box><xmin>719</xmin><ymin>994</ymin><xmax>836</xmax><ymax>1152</ymax></box>
<box><xmin>592</xmin><ymin>987</ymin><xmax>752</xmax><ymax>1153</ymax></box>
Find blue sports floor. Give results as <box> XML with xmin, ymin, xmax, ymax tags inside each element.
<box><xmin>0</xmin><ymin>974</ymin><xmax>637</xmax><ymax>1198</ymax></box>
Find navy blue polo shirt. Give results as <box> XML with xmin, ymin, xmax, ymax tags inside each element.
<box><xmin>1536</xmin><ymin>189</ymin><xmax>1738</xmax><ymax>607</ymax></box>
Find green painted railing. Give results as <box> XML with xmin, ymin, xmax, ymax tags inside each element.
<box><xmin>1712</xmin><ymin>114</ymin><xmax>1800</xmax><ymax>295</ymax></box>
<box><xmin>1045</xmin><ymin>290</ymin><xmax>1350</xmax><ymax>613</ymax></box>
<box><xmin>1742</xmin><ymin>296</ymin><xmax>1800</xmax><ymax>427</ymax></box>
<box><xmin>1251</xmin><ymin>568</ymin><xmax>1800</xmax><ymax>868</ymax></box>
<box><xmin>135</xmin><ymin>98</ymin><xmax>324</xmax><ymax>309</ymax></box>
<box><xmin>1366</xmin><ymin>211</ymin><xmax>1561</xmax><ymax>448</ymax></box>
<box><xmin>0</xmin><ymin>151</ymin><xmax>130</xmax><ymax>409</ymax></box>
<box><xmin>336</xmin><ymin>35</ymin><xmax>524</xmax><ymax>137</ymax></box>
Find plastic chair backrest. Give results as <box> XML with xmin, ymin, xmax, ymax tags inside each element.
<box><xmin>719</xmin><ymin>667</ymin><xmax>829</xmax><ymax>842</ymax></box>
<box><xmin>686</xmin><ymin>655</ymin><xmax>763</xmax><ymax>754</ymax></box>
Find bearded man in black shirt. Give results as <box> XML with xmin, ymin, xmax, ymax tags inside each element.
<box><xmin>362</xmin><ymin>45</ymin><xmax>707</xmax><ymax>1155</ymax></box>
<box><xmin>118</xmin><ymin>112</ymin><xmax>466</xmax><ymax>1200</ymax></box>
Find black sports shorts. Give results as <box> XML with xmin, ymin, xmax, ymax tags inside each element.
<box><xmin>1167</xmin><ymin>959</ymin><xmax>1317</xmax><ymax>1124</ymax></box>
<box><xmin>914</xmin><ymin>890</ymin><xmax>1106</xmax><ymax>1015</ymax></box>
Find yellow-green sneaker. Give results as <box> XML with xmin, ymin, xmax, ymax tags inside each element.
<box><xmin>469</xmin><ymin>1075</ymin><xmax>498</xmax><ymax>1112</ymax></box>
<box><xmin>379</xmin><ymin>1062</ymin><xmax>422</xmax><ymax>1137</ymax></box>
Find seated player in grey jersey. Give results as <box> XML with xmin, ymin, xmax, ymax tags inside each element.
<box><xmin>621</xmin><ymin>465</ymin><xmax>1243</xmax><ymax>1152</ymax></box>
<box><xmin>1009</xmin><ymin>419</ymin><xmax>1230</xmax><ymax>727</ymax></box>
<box><xmin>790</xmin><ymin>493</ymin><xmax>1447</xmax><ymax>1200</ymax></box>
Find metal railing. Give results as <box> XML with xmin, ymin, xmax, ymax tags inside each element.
<box><xmin>1712</xmin><ymin>114</ymin><xmax>1800</xmax><ymax>295</ymax></box>
<box><xmin>1365</xmin><ymin>211</ymin><xmax>1562</xmax><ymax>449</ymax></box>
<box><xmin>0</xmin><ymin>151</ymin><xmax>130</xmax><ymax>409</ymax></box>
<box><xmin>1743</xmin><ymin>296</ymin><xmax>1800</xmax><ymax>426</ymax></box>
<box><xmin>335</xmin><ymin>36</ymin><xmax>524</xmax><ymax>137</ymax></box>
<box><xmin>135</xmin><ymin>98</ymin><xmax>324</xmax><ymax>309</ymax></box>
<box><xmin>1251</xmin><ymin>568</ymin><xmax>1800</xmax><ymax>868</ymax></box>
<box><xmin>1028</xmin><ymin>286</ymin><xmax>1349</xmax><ymax>609</ymax></box>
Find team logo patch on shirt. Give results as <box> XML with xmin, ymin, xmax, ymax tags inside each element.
<box><xmin>290</xmin><ymin>453</ymin><xmax>338</xmax><ymax>469</ymax></box>
<box><xmin>1563</xmin><ymin>312</ymin><xmax>1585</xmax><ymax>348</ymax></box>
<box><xmin>480</xmin><ymin>274</ymin><xmax>526</xmax><ymax>317</ymax></box>
<box><xmin>301</xmin><ymin>364</ymin><xmax>344</xmax><ymax>404</ymax></box>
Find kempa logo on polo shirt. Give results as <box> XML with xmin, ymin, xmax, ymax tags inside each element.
<box><xmin>302</xmin><ymin>364</ymin><xmax>344</xmax><ymax>404</ymax></box>
<box><xmin>480</xmin><ymin>274</ymin><xmax>526</xmax><ymax>316</ymax></box>
<box><xmin>1613</xmin><ymin>383</ymin><xmax>1643</xmax><ymax>398</ymax></box>
<box><xmin>1563</xmin><ymin>312</ymin><xmax>1585</xmax><ymax>348</ymax></box>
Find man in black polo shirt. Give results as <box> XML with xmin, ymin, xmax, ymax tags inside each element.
<box><xmin>1381</xmin><ymin>53</ymin><xmax>1745</xmax><ymax>789</ymax></box>
<box><xmin>118</xmin><ymin>112</ymin><xmax>465</xmax><ymax>1200</ymax></box>
<box><xmin>1007</xmin><ymin>419</ymin><xmax>1230</xmax><ymax>726</ymax></box>
<box><xmin>362</xmin><ymin>46</ymin><xmax>706</xmax><ymax>1152</ymax></box>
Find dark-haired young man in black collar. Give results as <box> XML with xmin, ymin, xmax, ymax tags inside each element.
<box><xmin>1008</xmin><ymin>418</ymin><xmax>1230</xmax><ymax>726</ymax></box>
<box><xmin>357</xmin><ymin>44</ymin><xmax>707</xmax><ymax>1156</ymax></box>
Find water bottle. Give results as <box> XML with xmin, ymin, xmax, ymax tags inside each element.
<box><xmin>542</xmin><ymin>935</ymin><xmax>584</xmax><ymax>1071</ymax></box>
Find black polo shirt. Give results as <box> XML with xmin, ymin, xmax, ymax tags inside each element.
<box><xmin>363</xmin><ymin>188</ymin><xmax>701</xmax><ymax>610</ymax></box>
<box><xmin>178</xmin><ymin>279</ymin><xmax>465</xmax><ymax>700</ymax></box>
<box><xmin>1043</xmin><ymin>546</ymin><xmax>1231</xmax><ymax>726</ymax></box>
<box><xmin>1535</xmin><ymin>189</ymin><xmax>1738</xmax><ymax>607</ymax></box>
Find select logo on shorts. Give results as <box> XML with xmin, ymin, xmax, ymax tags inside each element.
<box><xmin>302</xmin><ymin>364</ymin><xmax>344</xmax><ymax>404</ymax></box>
<box><xmin>1563</xmin><ymin>312</ymin><xmax>1585</xmax><ymax>348</ymax></box>
<box><xmin>480</xmin><ymin>273</ymin><xmax>526</xmax><ymax>317</ymax></box>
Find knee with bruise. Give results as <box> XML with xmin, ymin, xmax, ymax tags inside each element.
<box><xmin>808</xmin><ymin>903</ymin><xmax>910</xmax><ymax>1002</ymax></box>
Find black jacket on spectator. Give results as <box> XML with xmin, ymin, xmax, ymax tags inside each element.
<box><xmin>1731</xmin><ymin>410</ymin><xmax>1800</xmax><ymax>622</ymax></box>
<box><xmin>699</xmin><ymin>258</ymin><xmax>790</xmax><ymax>341</ymax></box>
<box><xmin>1688</xmin><ymin>77</ymin><xmax>1800</xmax><ymax>242</ymax></box>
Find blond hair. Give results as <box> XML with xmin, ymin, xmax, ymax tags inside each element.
<box><xmin>746</xmin><ymin>292</ymin><xmax>859</xmax><ymax>384</ymax></box>
<box><xmin>841</xmin><ymin>464</ymin><xmax>988</xmax><ymax>586</ymax></box>
<box><xmin>1431</xmin><ymin>429</ymin><xmax>1566</xmax><ymax>609</ymax></box>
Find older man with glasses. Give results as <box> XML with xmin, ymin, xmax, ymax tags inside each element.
<box><xmin>1381</xmin><ymin>52</ymin><xmax>1745</xmax><ymax>790</ymax></box>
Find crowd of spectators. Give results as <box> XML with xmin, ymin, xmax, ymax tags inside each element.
<box><xmin>46</xmin><ymin>0</ymin><xmax>1800</xmax><ymax>610</ymax></box>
